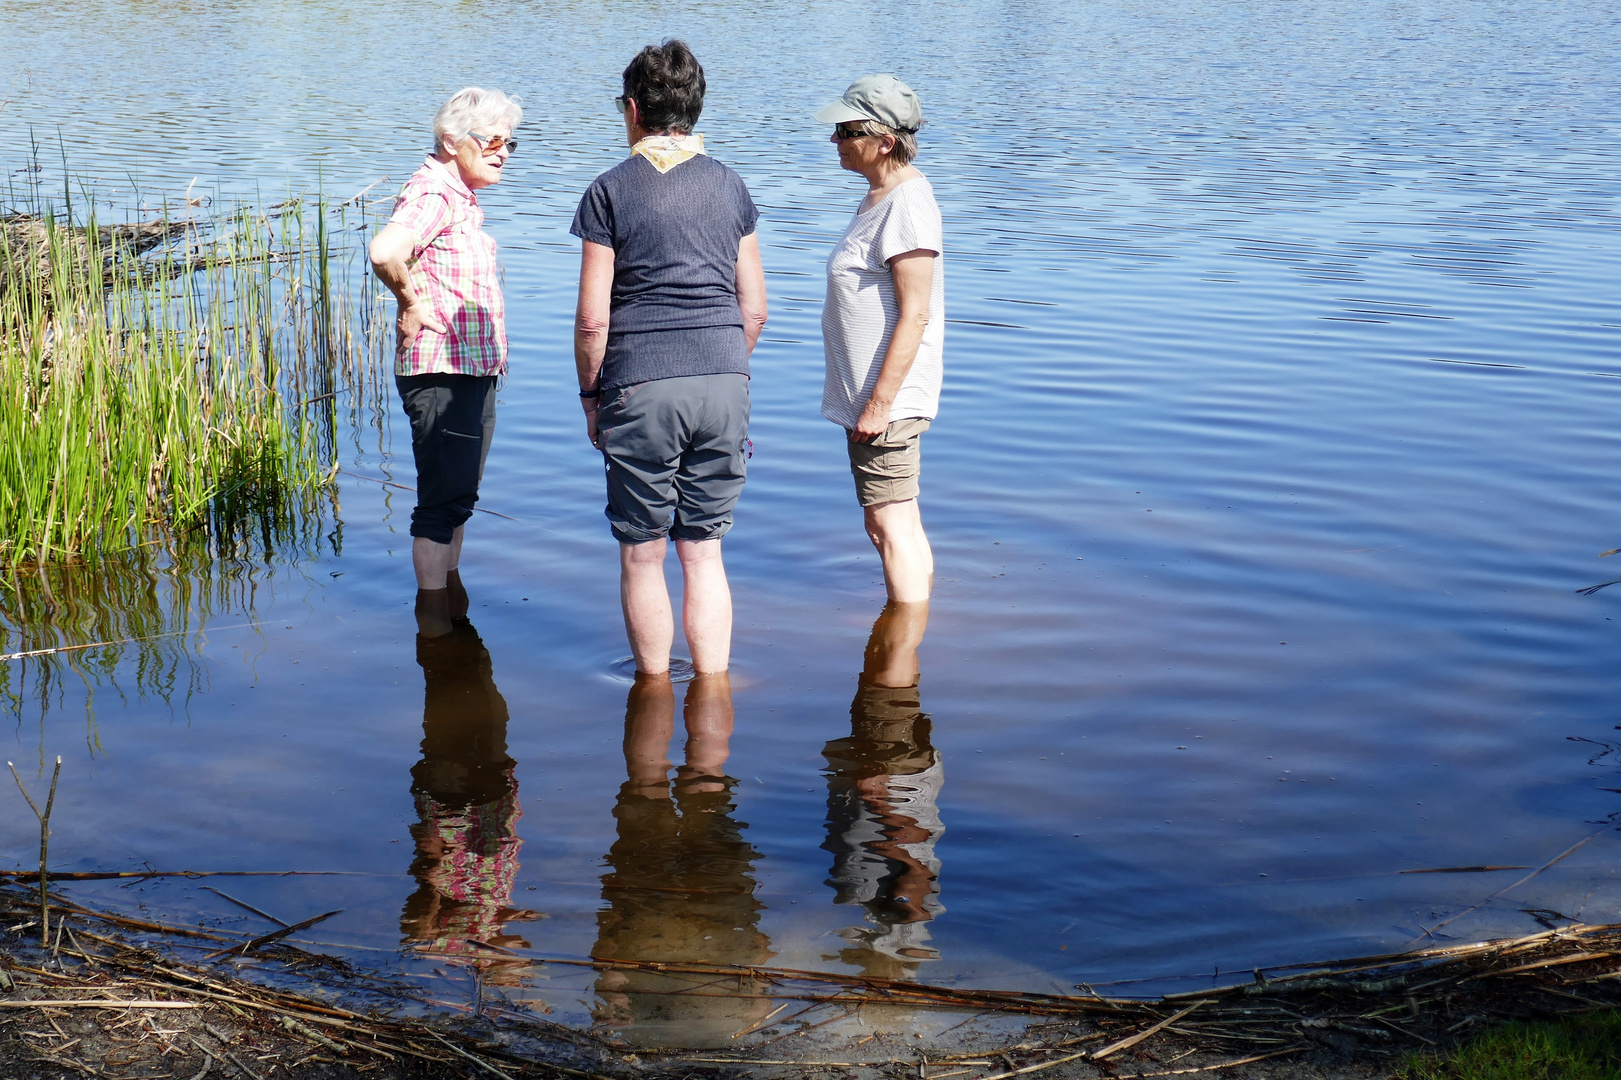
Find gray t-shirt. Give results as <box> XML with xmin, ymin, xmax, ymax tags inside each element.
<box><xmin>821</xmin><ymin>176</ymin><xmax>945</xmax><ymax>429</ymax></box>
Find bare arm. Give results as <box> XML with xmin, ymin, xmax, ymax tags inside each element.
<box><xmin>735</xmin><ymin>233</ymin><xmax>768</xmax><ymax>357</ymax></box>
<box><xmin>368</xmin><ymin>222</ymin><xmax>446</xmax><ymax>356</ymax></box>
<box><xmin>851</xmin><ymin>249</ymin><xmax>936</xmax><ymax>442</ymax></box>
<box><xmin>574</xmin><ymin>240</ymin><xmax>616</xmax><ymax>449</ymax></box>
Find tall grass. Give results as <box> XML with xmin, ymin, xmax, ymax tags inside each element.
<box><xmin>0</xmin><ymin>190</ymin><xmax>386</xmax><ymax>564</ymax></box>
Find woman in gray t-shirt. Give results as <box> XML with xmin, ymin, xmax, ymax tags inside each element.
<box><xmin>572</xmin><ymin>40</ymin><xmax>768</xmax><ymax>679</ymax></box>
<box><xmin>815</xmin><ymin>74</ymin><xmax>943</xmax><ymax>604</ymax></box>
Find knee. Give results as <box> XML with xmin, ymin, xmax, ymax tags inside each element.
<box><xmin>620</xmin><ymin>538</ymin><xmax>669</xmax><ymax>569</ymax></box>
<box><xmin>410</xmin><ymin>510</ymin><xmax>462</xmax><ymax>545</ymax></box>
<box><xmin>863</xmin><ymin>499</ymin><xmax>919</xmax><ymax>549</ymax></box>
<box><xmin>862</xmin><ymin>506</ymin><xmax>895</xmax><ymax>548</ymax></box>
<box><xmin>675</xmin><ymin>537</ymin><xmax>724</xmax><ymax>568</ymax></box>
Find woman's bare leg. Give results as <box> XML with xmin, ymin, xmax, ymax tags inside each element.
<box><xmin>863</xmin><ymin>498</ymin><xmax>933</xmax><ymax>603</ymax></box>
<box><xmin>675</xmin><ymin>538</ymin><xmax>732</xmax><ymax>674</ymax></box>
<box><xmin>620</xmin><ymin>538</ymin><xmax>674</xmax><ymax>675</ymax></box>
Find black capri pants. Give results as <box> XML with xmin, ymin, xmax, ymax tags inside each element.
<box><xmin>396</xmin><ymin>373</ymin><xmax>497</xmax><ymax>545</ymax></box>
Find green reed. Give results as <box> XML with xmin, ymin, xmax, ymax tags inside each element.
<box><xmin>0</xmin><ymin>190</ymin><xmax>387</xmax><ymax>565</ymax></box>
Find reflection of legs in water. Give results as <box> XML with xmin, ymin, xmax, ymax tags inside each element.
<box><xmin>679</xmin><ymin>671</ymin><xmax>733</xmax><ymax>793</ymax></box>
<box><xmin>823</xmin><ymin>600</ymin><xmax>945</xmax><ymax>978</ymax></box>
<box><xmin>593</xmin><ymin>672</ymin><xmax>772</xmax><ymax>1047</ymax></box>
<box><xmin>622</xmin><ymin>671</ymin><xmax>677</xmax><ymax>795</ymax></box>
<box><xmin>399</xmin><ymin>618</ymin><xmax>535</xmax><ymax>984</ymax></box>
<box><xmin>863</xmin><ymin>599</ymin><xmax>929</xmax><ymax>689</ymax></box>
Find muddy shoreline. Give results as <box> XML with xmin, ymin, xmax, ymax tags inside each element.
<box><xmin>10</xmin><ymin>883</ymin><xmax>1621</xmax><ymax>1080</ymax></box>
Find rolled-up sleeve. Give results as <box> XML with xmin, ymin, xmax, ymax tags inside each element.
<box><xmin>737</xmin><ymin>177</ymin><xmax>759</xmax><ymax>238</ymax></box>
<box><xmin>875</xmin><ymin>188</ymin><xmax>942</xmax><ymax>265</ymax></box>
<box><xmin>570</xmin><ymin>179</ymin><xmax>616</xmax><ymax>248</ymax></box>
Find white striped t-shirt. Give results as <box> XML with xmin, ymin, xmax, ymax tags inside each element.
<box><xmin>821</xmin><ymin>176</ymin><xmax>945</xmax><ymax>430</ymax></box>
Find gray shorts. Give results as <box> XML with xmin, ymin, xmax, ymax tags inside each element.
<box><xmin>848</xmin><ymin>417</ymin><xmax>930</xmax><ymax>507</ymax></box>
<box><xmin>598</xmin><ymin>373</ymin><xmax>750</xmax><ymax>544</ymax></box>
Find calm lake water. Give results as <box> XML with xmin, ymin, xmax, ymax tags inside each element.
<box><xmin>5</xmin><ymin>0</ymin><xmax>1621</xmax><ymax>1039</ymax></box>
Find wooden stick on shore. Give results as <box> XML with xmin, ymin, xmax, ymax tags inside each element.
<box><xmin>8</xmin><ymin>755</ymin><xmax>61</xmax><ymax>945</ymax></box>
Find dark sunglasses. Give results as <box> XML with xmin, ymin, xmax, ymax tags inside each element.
<box><xmin>468</xmin><ymin>131</ymin><xmax>517</xmax><ymax>154</ymax></box>
<box><xmin>615</xmin><ymin>95</ymin><xmax>629</xmax><ymax>114</ymax></box>
<box><xmin>833</xmin><ymin>124</ymin><xmax>875</xmax><ymax>141</ymax></box>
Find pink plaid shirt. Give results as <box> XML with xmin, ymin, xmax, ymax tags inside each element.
<box><xmin>388</xmin><ymin>157</ymin><xmax>507</xmax><ymax>377</ymax></box>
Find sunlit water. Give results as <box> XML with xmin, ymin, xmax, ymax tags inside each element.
<box><xmin>5</xmin><ymin>0</ymin><xmax>1621</xmax><ymax>1039</ymax></box>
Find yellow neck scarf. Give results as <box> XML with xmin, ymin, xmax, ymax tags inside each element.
<box><xmin>630</xmin><ymin>133</ymin><xmax>707</xmax><ymax>174</ymax></box>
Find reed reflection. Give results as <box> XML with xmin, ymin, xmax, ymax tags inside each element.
<box><xmin>400</xmin><ymin>614</ymin><xmax>536</xmax><ymax>983</ymax></box>
<box><xmin>0</xmin><ymin>528</ymin><xmax>325</xmax><ymax>737</ymax></box>
<box><xmin>823</xmin><ymin>601</ymin><xmax>944</xmax><ymax>978</ymax></box>
<box><xmin>592</xmin><ymin>673</ymin><xmax>773</xmax><ymax>1047</ymax></box>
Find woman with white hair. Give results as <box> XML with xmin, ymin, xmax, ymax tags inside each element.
<box><xmin>370</xmin><ymin>87</ymin><xmax>521</xmax><ymax>631</ymax></box>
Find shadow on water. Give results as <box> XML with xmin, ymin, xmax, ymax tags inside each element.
<box><xmin>591</xmin><ymin>672</ymin><xmax>773</xmax><ymax>1048</ymax></box>
<box><xmin>823</xmin><ymin>601</ymin><xmax>944</xmax><ymax>982</ymax></box>
<box><xmin>400</xmin><ymin>614</ymin><xmax>540</xmax><ymax>986</ymax></box>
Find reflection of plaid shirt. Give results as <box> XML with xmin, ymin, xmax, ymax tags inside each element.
<box><xmin>388</xmin><ymin>158</ymin><xmax>507</xmax><ymax>377</ymax></box>
<box><xmin>408</xmin><ymin>786</ymin><xmax>523</xmax><ymax>953</ymax></box>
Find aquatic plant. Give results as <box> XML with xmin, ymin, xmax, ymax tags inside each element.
<box><xmin>0</xmin><ymin>189</ymin><xmax>386</xmax><ymax>565</ymax></box>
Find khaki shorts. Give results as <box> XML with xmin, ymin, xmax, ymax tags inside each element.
<box><xmin>847</xmin><ymin>417</ymin><xmax>931</xmax><ymax>507</ymax></box>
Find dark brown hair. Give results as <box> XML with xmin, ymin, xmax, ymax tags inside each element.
<box><xmin>621</xmin><ymin>39</ymin><xmax>706</xmax><ymax>135</ymax></box>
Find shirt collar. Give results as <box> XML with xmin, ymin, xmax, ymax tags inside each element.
<box><xmin>421</xmin><ymin>155</ymin><xmax>476</xmax><ymax>202</ymax></box>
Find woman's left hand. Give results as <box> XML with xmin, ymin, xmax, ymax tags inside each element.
<box><xmin>851</xmin><ymin>397</ymin><xmax>891</xmax><ymax>442</ymax></box>
<box><xmin>584</xmin><ymin>401</ymin><xmax>603</xmax><ymax>449</ymax></box>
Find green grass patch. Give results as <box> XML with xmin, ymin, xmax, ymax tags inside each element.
<box><xmin>0</xmin><ymin>188</ymin><xmax>384</xmax><ymax>564</ymax></box>
<box><xmin>1401</xmin><ymin>1012</ymin><xmax>1621</xmax><ymax>1080</ymax></box>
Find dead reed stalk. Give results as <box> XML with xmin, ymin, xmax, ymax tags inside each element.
<box><xmin>7</xmin><ymin>753</ymin><xmax>61</xmax><ymax>944</ymax></box>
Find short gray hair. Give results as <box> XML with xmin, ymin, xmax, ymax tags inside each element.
<box><xmin>853</xmin><ymin>119</ymin><xmax>918</xmax><ymax>167</ymax></box>
<box><xmin>432</xmin><ymin>87</ymin><xmax>523</xmax><ymax>152</ymax></box>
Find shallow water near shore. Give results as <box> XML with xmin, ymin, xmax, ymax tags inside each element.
<box><xmin>5</xmin><ymin>0</ymin><xmax>1621</xmax><ymax>1040</ymax></box>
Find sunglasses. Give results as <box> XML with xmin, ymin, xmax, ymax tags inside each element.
<box><xmin>615</xmin><ymin>95</ymin><xmax>629</xmax><ymax>114</ymax></box>
<box><xmin>833</xmin><ymin>124</ymin><xmax>875</xmax><ymax>141</ymax></box>
<box><xmin>467</xmin><ymin>131</ymin><xmax>517</xmax><ymax>155</ymax></box>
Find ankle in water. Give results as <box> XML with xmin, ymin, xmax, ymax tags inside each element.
<box><xmin>414</xmin><ymin>588</ymin><xmax>453</xmax><ymax>638</ymax></box>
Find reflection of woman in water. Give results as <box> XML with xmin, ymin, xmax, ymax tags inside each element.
<box><xmin>822</xmin><ymin>601</ymin><xmax>944</xmax><ymax>978</ymax></box>
<box><xmin>592</xmin><ymin>672</ymin><xmax>774</xmax><ymax>1047</ymax></box>
<box><xmin>400</xmin><ymin>617</ymin><xmax>536</xmax><ymax>983</ymax></box>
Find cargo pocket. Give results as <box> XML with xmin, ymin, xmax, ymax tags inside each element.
<box><xmin>442</xmin><ymin>425</ymin><xmax>485</xmax><ymax>478</ymax></box>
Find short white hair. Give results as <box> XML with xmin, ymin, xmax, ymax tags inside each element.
<box><xmin>432</xmin><ymin>87</ymin><xmax>523</xmax><ymax>152</ymax></box>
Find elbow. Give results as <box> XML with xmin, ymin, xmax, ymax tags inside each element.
<box><xmin>367</xmin><ymin>235</ymin><xmax>390</xmax><ymax>270</ymax></box>
<box><xmin>574</xmin><ymin>312</ymin><xmax>610</xmax><ymax>343</ymax></box>
<box><xmin>743</xmin><ymin>303</ymin><xmax>768</xmax><ymax>333</ymax></box>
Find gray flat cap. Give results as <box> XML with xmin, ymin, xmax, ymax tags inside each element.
<box><xmin>813</xmin><ymin>73</ymin><xmax>923</xmax><ymax>133</ymax></box>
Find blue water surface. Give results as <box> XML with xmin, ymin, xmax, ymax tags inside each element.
<box><xmin>3</xmin><ymin>0</ymin><xmax>1621</xmax><ymax>1029</ymax></box>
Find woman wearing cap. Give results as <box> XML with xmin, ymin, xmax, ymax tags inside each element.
<box><xmin>572</xmin><ymin>41</ymin><xmax>768</xmax><ymax>677</ymax></box>
<box><xmin>816</xmin><ymin>74</ymin><xmax>944</xmax><ymax>604</ymax></box>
